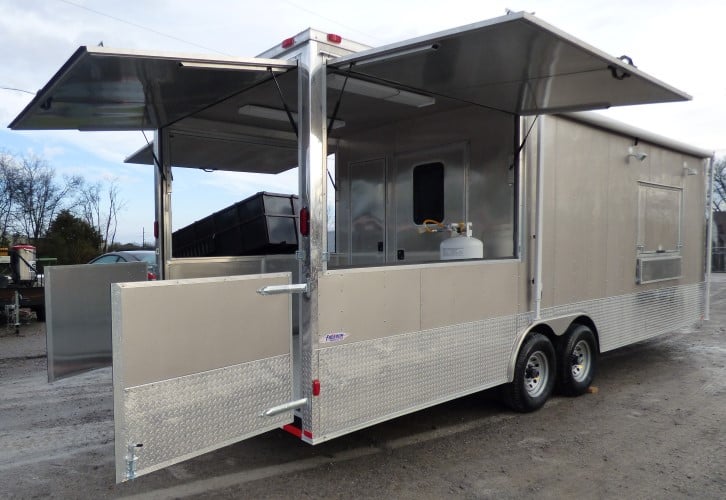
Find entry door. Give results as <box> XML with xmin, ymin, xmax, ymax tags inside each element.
<box><xmin>112</xmin><ymin>273</ymin><xmax>294</xmax><ymax>482</ymax></box>
<box><xmin>349</xmin><ymin>158</ymin><xmax>386</xmax><ymax>265</ymax></box>
<box><xmin>393</xmin><ymin>143</ymin><xmax>468</xmax><ymax>263</ymax></box>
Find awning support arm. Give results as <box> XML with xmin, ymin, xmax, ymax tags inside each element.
<box><xmin>323</xmin><ymin>64</ymin><xmax>355</xmax><ymax>192</ymax></box>
<box><xmin>327</xmin><ymin>64</ymin><xmax>352</xmax><ymax>135</ymax></box>
<box><xmin>269</xmin><ymin>68</ymin><xmax>298</xmax><ymax>137</ymax></box>
<box><xmin>143</xmin><ymin>130</ymin><xmax>167</xmax><ymax>182</ymax></box>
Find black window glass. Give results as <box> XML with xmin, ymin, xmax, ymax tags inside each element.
<box><xmin>413</xmin><ymin>162</ymin><xmax>444</xmax><ymax>224</ymax></box>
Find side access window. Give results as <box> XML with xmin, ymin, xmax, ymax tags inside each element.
<box><xmin>413</xmin><ymin>162</ymin><xmax>444</xmax><ymax>224</ymax></box>
<box><xmin>637</xmin><ymin>182</ymin><xmax>682</xmax><ymax>254</ymax></box>
<box><xmin>635</xmin><ymin>182</ymin><xmax>683</xmax><ymax>284</ymax></box>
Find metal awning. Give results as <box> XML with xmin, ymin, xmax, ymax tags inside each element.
<box><xmin>328</xmin><ymin>12</ymin><xmax>690</xmax><ymax>115</ymax></box>
<box><xmin>125</xmin><ymin>119</ymin><xmax>299</xmax><ymax>174</ymax></box>
<box><xmin>9</xmin><ymin>47</ymin><xmax>296</xmax><ymax>130</ymax></box>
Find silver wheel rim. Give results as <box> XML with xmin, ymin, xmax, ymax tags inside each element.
<box><xmin>571</xmin><ymin>339</ymin><xmax>592</xmax><ymax>383</ymax></box>
<box><xmin>524</xmin><ymin>351</ymin><xmax>549</xmax><ymax>398</ymax></box>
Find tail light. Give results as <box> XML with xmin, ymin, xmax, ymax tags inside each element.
<box><xmin>147</xmin><ymin>271</ymin><xmax>157</xmax><ymax>281</ymax></box>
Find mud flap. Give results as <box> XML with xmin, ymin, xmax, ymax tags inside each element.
<box><xmin>112</xmin><ymin>273</ymin><xmax>294</xmax><ymax>482</ymax></box>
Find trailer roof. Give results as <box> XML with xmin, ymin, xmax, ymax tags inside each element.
<box><xmin>329</xmin><ymin>12</ymin><xmax>690</xmax><ymax>115</ymax></box>
<box><xmin>564</xmin><ymin>112</ymin><xmax>714</xmax><ymax>159</ymax></box>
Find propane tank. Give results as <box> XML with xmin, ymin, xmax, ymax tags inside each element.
<box><xmin>440</xmin><ymin>223</ymin><xmax>483</xmax><ymax>260</ymax></box>
<box><xmin>10</xmin><ymin>244</ymin><xmax>37</xmax><ymax>284</ymax></box>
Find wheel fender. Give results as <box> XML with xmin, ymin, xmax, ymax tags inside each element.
<box><xmin>506</xmin><ymin>312</ymin><xmax>589</xmax><ymax>381</ymax></box>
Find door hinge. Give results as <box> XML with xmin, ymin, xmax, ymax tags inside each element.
<box><xmin>125</xmin><ymin>443</ymin><xmax>143</xmax><ymax>480</ymax></box>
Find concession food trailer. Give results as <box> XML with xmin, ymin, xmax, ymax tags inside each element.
<box><xmin>9</xmin><ymin>11</ymin><xmax>714</xmax><ymax>482</ymax></box>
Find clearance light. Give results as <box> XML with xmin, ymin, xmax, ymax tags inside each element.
<box><xmin>299</xmin><ymin>207</ymin><xmax>310</xmax><ymax>236</ymax></box>
<box><xmin>312</xmin><ymin>379</ymin><xmax>321</xmax><ymax>396</ymax></box>
<box><xmin>281</xmin><ymin>37</ymin><xmax>295</xmax><ymax>49</ymax></box>
<box><xmin>327</xmin><ymin>33</ymin><xmax>342</xmax><ymax>44</ymax></box>
<box><xmin>153</xmin><ymin>221</ymin><xmax>159</xmax><ymax>239</ymax></box>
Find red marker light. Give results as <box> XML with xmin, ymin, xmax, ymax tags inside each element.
<box><xmin>327</xmin><ymin>33</ymin><xmax>342</xmax><ymax>44</ymax></box>
<box><xmin>299</xmin><ymin>207</ymin><xmax>310</xmax><ymax>236</ymax></box>
<box><xmin>281</xmin><ymin>37</ymin><xmax>295</xmax><ymax>48</ymax></box>
<box><xmin>153</xmin><ymin>221</ymin><xmax>159</xmax><ymax>239</ymax></box>
<box><xmin>312</xmin><ymin>379</ymin><xmax>321</xmax><ymax>396</ymax></box>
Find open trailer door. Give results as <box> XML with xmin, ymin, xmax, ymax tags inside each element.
<box><xmin>112</xmin><ymin>273</ymin><xmax>296</xmax><ymax>482</ymax></box>
<box><xmin>45</xmin><ymin>262</ymin><xmax>148</xmax><ymax>382</ymax></box>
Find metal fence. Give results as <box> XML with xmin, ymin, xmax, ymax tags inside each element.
<box><xmin>712</xmin><ymin>247</ymin><xmax>726</xmax><ymax>272</ymax></box>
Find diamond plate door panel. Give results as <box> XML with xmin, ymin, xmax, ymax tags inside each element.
<box><xmin>112</xmin><ymin>273</ymin><xmax>293</xmax><ymax>483</ymax></box>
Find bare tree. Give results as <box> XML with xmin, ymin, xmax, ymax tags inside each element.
<box><xmin>10</xmin><ymin>155</ymin><xmax>82</xmax><ymax>242</ymax></box>
<box><xmin>0</xmin><ymin>152</ymin><xmax>19</xmax><ymax>244</ymax></box>
<box><xmin>77</xmin><ymin>179</ymin><xmax>125</xmax><ymax>252</ymax></box>
<box><xmin>712</xmin><ymin>157</ymin><xmax>726</xmax><ymax>212</ymax></box>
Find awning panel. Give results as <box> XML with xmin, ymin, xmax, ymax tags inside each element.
<box><xmin>9</xmin><ymin>47</ymin><xmax>296</xmax><ymax>130</ymax></box>
<box><xmin>329</xmin><ymin>12</ymin><xmax>690</xmax><ymax>115</ymax></box>
<box><xmin>126</xmin><ymin>133</ymin><xmax>298</xmax><ymax>174</ymax></box>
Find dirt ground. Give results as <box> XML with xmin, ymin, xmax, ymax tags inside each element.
<box><xmin>0</xmin><ymin>280</ymin><xmax>724</xmax><ymax>499</ymax></box>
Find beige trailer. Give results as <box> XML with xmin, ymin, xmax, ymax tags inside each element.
<box><xmin>9</xmin><ymin>12</ymin><xmax>713</xmax><ymax>483</ymax></box>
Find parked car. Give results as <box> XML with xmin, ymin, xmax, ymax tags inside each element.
<box><xmin>88</xmin><ymin>251</ymin><xmax>158</xmax><ymax>280</ymax></box>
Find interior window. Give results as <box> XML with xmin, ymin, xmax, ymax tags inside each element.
<box><xmin>413</xmin><ymin>162</ymin><xmax>445</xmax><ymax>224</ymax></box>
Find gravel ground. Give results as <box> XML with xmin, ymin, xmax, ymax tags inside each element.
<box><xmin>0</xmin><ymin>318</ymin><xmax>46</xmax><ymax>360</ymax></box>
<box><xmin>0</xmin><ymin>281</ymin><xmax>723</xmax><ymax>499</ymax></box>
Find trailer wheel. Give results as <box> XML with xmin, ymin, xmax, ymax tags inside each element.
<box><xmin>556</xmin><ymin>324</ymin><xmax>597</xmax><ymax>396</ymax></box>
<box><xmin>503</xmin><ymin>333</ymin><xmax>555</xmax><ymax>413</ymax></box>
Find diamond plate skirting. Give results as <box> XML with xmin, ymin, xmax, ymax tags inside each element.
<box><xmin>542</xmin><ymin>282</ymin><xmax>705</xmax><ymax>352</ymax></box>
<box><xmin>316</xmin><ymin>315</ymin><xmax>519</xmax><ymax>441</ymax></box>
<box><xmin>313</xmin><ymin>282</ymin><xmax>705</xmax><ymax>441</ymax></box>
<box><xmin>115</xmin><ymin>354</ymin><xmax>291</xmax><ymax>481</ymax></box>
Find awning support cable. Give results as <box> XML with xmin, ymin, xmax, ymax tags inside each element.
<box><xmin>324</xmin><ymin>64</ymin><xmax>355</xmax><ymax>192</ymax></box>
<box><xmin>510</xmin><ymin>115</ymin><xmax>539</xmax><ymax>170</ymax></box>
<box><xmin>142</xmin><ymin>130</ymin><xmax>168</xmax><ymax>182</ymax></box>
<box><xmin>269</xmin><ymin>68</ymin><xmax>298</xmax><ymax>137</ymax></box>
<box><xmin>510</xmin><ymin>79</ymin><xmax>541</xmax><ymax>170</ymax></box>
<box><xmin>327</xmin><ymin>64</ymin><xmax>352</xmax><ymax>135</ymax></box>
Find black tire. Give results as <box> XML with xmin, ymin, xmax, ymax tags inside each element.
<box><xmin>502</xmin><ymin>333</ymin><xmax>556</xmax><ymax>413</ymax></box>
<box><xmin>556</xmin><ymin>324</ymin><xmax>598</xmax><ymax>396</ymax></box>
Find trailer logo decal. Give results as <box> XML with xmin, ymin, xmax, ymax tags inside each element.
<box><xmin>320</xmin><ymin>332</ymin><xmax>348</xmax><ymax>343</ymax></box>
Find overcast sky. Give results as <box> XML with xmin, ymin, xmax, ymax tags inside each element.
<box><xmin>1</xmin><ymin>0</ymin><xmax>724</xmax><ymax>244</ymax></box>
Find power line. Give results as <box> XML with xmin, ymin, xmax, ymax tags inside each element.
<box><xmin>55</xmin><ymin>0</ymin><xmax>233</xmax><ymax>56</ymax></box>
<box><xmin>0</xmin><ymin>87</ymin><xmax>35</xmax><ymax>95</ymax></box>
<box><xmin>280</xmin><ymin>0</ymin><xmax>385</xmax><ymax>44</ymax></box>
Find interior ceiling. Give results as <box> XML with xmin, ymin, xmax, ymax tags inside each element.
<box><xmin>128</xmin><ymin>69</ymin><xmax>466</xmax><ymax>172</ymax></box>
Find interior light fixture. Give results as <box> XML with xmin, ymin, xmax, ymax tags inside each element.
<box><xmin>179</xmin><ymin>61</ymin><xmax>287</xmax><ymax>72</ymax></box>
<box><xmin>327</xmin><ymin>73</ymin><xmax>435</xmax><ymax>108</ymax></box>
<box><xmin>238</xmin><ymin>104</ymin><xmax>345</xmax><ymax>129</ymax></box>
<box><xmin>354</xmin><ymin>43</ymin><xmax>440</xmax><ymax>67</ymax></box>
